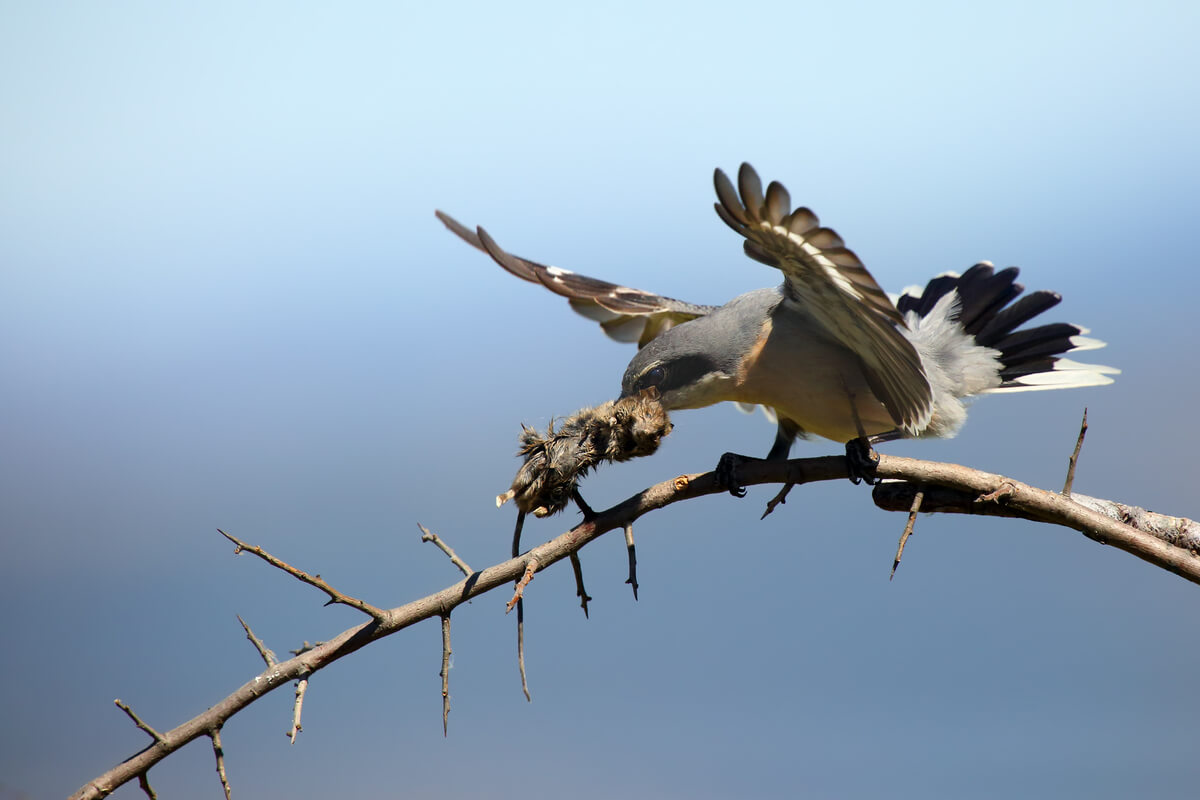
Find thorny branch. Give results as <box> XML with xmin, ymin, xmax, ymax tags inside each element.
<box><xmin>237</xmin><ymin>615</ymin><xmax>277</xmax><ymax>667</ymax></box>
<box><xmin>73</xmin><ymin>453</ymin><xmax>1200</xmax><ymax>799</ymax></box>
<box><xmin>114</xmin><ymin>699</ymin><xmax>165</xmax><ymax>745</ymax></box>
<box><xmin>891</xmin><ymin>489</ymin><xmax>924</xmax><ymax>580</ymax></box>
<box><xmin>440</xmin><ymin>615</ymin><xmax>452</xmax><ymax>736</ymax></box>
<box><xmin>288</xmin><ymin>675</ymin><xmax>308</xmax><ymax>745</ymax></box>
<box><xmin>506</xmin><ymin>558</ymin><xmax>540</xmax><ymax>613</ymax></box>
<box><xmin>1063</xmin><ymin>408</ymin><xmax>1089</xmax><ymax>496</ymax></box>
<box><xmin>218</xmin><ymin>529</ymin><xmax>388</xmax><ymax>622</ymax></box>
<box><xmin>623</xmin><ymin>523</ymin><xmax>639</xmax><ymax>600</ymax></box>
<box><xmin>569</xmin><ymin>552</ymin><xmax>592</xmax><ymax>617</ymax></box>
<box><xmin>419</xmin><ymin>523</ymin><xmax>474</xmax><ymax>576</ymax></box>
<box><xmin>211</xmin><ymin>727</ymin><xmax>230</xmax><ymax>800</ymax></box>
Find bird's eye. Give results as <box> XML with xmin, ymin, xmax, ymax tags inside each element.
<box><xmin>641</xmin><ymin>365</ymin><xmax>666</xmax><ymax>389</ymax></box>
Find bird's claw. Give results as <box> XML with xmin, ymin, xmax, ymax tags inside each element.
<box><xmin>845</xmin><ymin>437</ymin><xmax>881</xmax><ymax>485</ymax></box>
<box><xmin>716</xmin><ymin>452</ymin><xmax>749</xmax><ymax>498</ymax></box>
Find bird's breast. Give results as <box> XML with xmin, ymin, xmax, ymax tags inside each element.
<box><xmin>733</xmin><ymin>303</ymin><xmax>896</xmax><ymax>443</ymax></box>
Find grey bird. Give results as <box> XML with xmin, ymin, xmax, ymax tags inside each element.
<box><xmin>437</xmin><ymin>163</ymin><xmax>1118</xmax><ymax>488</ymax></box>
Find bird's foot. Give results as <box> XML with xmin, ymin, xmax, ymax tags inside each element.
<box><xmin>716</xmin><ymin>452</ymin><xmax>757</xmax><ymax>498</ymax></box>
<box><xmin>845</xmin><ymin>437</ymin><xmax>880</xmax><ymax>485</ymax></box>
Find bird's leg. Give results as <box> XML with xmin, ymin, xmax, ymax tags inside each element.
<box><xmin>842</xmin><ymin>383</ymin><xmax>885</xmax><ymax>485</ymax></box>
<box><xmin>717</xmin><ymin>419</ymin><xmax>800</xmax><ymax>499</ymax></box>
<box><xmin>845</xmin><ymin>430</ymin><xmax>902</xmax><ymax>485</ymax></box>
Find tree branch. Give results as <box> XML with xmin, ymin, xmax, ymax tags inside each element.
<box><xmin>72</xmin><ymin>453</ymin><xmax>1200</xmax><ymax>799</ymax></box>
<box><xmin>218</xmin><ymin>529</ymin><xmax>388</xmax><ymax>622</ymax></box>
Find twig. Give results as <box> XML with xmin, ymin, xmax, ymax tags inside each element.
<box><xmin>624</xmin><ymin>523</ymin><xmax>639</xmax><ymax>600</ymax></box>
<box><xmin>237</xmin><ymin>615</ymin><xmax>277</xmax><ymax>667</ymax></box>
<box><xmin>218</xmin><ymin>529</ymin><xmax>388</xmax><ymax>622</ymax></box>
<box><xmin>114</xmin><ymin>699</ymin><xmax>166</xmax><ymax>744</ymax></box>
<box><xmin>418</xmin><ymin>523</ymin><xmax>474</xmax><ymax>576</ymax></box>
<box><xmin>977</xmin><ymin>481</ymin><xmax>1016</xmax><ymax>504</ymax></box>
<box><xmin>211</xmin><ymin>727</ymin><xmax>231</xmax><ymax>800</ymax></box>
<box><xmin>288</xmin><ymin>675</ymin><xmax>308</xmax><ymax>744</ymax></box>
<box><xmin>439</xmin><ymin>615</ymin><xmax>452</xmax><ymax>735</ymax></box>
<box><xmin>1063</xmin><ymin>408</ymin><xmax>1088</xmax><ymax>496</ymax></box>
<box><xmin>569</xmin><ymin>552</ymin><xmax>592</xmax><ymax>617</ymax></box>
<box><xmin>891</xmin><ymin>489</ymin><xmax>924</xmax><ymax>580</ymax></box>
<box><xmin>73</xmin><ymin>454</ymin><xmax>1200</xmax><ymax>800</ymax></box>
<box><xmin>506</xmin><ymin>558</ymin><xmax>539</xmax><ymax>613</ymax></box>
<box><xmin>137</xmin><ymin>773</ymin><xmax>157</xmax><ymax>800</ymax></box>
<box><xmin>761</xmin><ymin>482</ymin><xmax>795</xmax><ymax>520</ymax></box>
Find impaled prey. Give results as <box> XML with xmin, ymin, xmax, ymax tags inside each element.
<box><xmin>498</xmin><ymin>391</ymin><xmax>672</xmax><ymax>518</ymax></box>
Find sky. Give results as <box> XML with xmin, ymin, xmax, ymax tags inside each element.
<box><xmin>2</xmin><ymin>2</ymin><xmax>1199</xmax><ymax>798</ymax></box>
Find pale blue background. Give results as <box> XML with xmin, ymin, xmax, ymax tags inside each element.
<box><xmin>3</xmin><ymin>2</ymin><xmax>1199</xmax><ymax>798</ymax></box>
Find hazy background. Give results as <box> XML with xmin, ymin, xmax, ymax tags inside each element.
<box><xmin>3</xmin><ymin>2</ymin><xmax>1198</xmax><ymax>798</ymax></box>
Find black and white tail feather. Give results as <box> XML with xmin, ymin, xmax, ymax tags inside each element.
<box><xmin>892</xmin><ymin>262</ymin><xmax>1119</xmax><ymax>438</ymax></box>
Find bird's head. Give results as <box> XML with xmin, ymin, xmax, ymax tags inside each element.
<box><xmin>619</xmin><ymin>319</ymin><xmax>738</xmax><ymax>410</ymax></box>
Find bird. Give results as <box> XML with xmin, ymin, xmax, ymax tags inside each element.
<box><xmin>436</xmin><ymin>163</ymin><xmax>1118</xmax><ymax>490</ymax></box>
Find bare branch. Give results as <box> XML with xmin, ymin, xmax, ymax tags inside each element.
<box><xmin>288</xmin><ymin>675</ymin><xmax>308</xmax><ymax>744</ymax></box>
<box><xmin>136</xmin><ymin>773</ymin><xmax>157</xmax><ymax>800</ymax></box>
<box><xmin>569</xmin><ymin>552</ymin><xmax>592</xmax><ymax>617</ymax></box>
<box><xmin>506</xmin><ymin>558</ymin><xmax>539</xmax><ymax>613</ymax></box>
<box><xmin>891</xmin><ymin>488</ymin><xmax>924</xmax><ymax>580</ymax></box>
<box><xmin>290</xmin><ymin>641</ymin><xmax>320</xmax><ymax>656</ymax></box>
<box><xmin>1063</xmin><ymin>408</ymin><xmax>1089</xmax><ymax>496</ymax></box>
<box><xmin>73</xmin><ymin>453</ymin><xmax>1200</xmax><ymax>799</ymax></box>
<box><xmin>237</xmin><ymin>615</ymin><xmax>277</xmax><ymax>667</ymax></box>
<box><xmin>1058</xmin><ymin>494</ymin><xmax>1199</xmax><ymax>554</ymax></box>
<box><xmin>218</xmin><ymin>529</ymin><xmax>388</xmax><ymax>622</ymax></box>
<box><xmin>439</xmin><ymin>615</ymin><xmax>452</xmax><ymax>736</ymax></box>
<box><xmin>114</xmin><ymin>699</ymin><xmax>166</xmax><ymax>744</ymax></box>
<box><xmin>870</xmin><ymin>460</ymin><xmax>1200</xmax><ymax>579</ymax></box>
<box><xmin>211</xmin><ymin>728</ymin><xmax>231</xmax><ymax>800</ymax></box>
<box><xmin>623</xmin><ymin>523</ymin><xmax>639</xmax><ymax>600</ymax></box>
<box><xmin>761</xmin><ymin>482</ymin><xmax>795</xmax><ymax>519</ymax></box>
<box><xmin>418</xmin><ymin>523</ymin><xmax>474</xmax><ymax>576</ymax></box>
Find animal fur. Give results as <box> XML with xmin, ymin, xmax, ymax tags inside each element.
<box><xmin>498</xmin><ymin>391</ymin><xmax>672</xmax><ymax>517</ymax></box>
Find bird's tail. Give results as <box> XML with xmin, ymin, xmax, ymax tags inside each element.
<box><xmin>894</xmin><ymin>263</ymin><xmax>1119</xmax><ymax>393</ymax></box>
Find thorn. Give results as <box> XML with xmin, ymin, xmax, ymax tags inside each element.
<box><xmin>891</xmin><ymin>489</ymin><xmax>924</xmax><ymax>580</ymax></box>
<box><xmin>623</xmin><ymin>523</ymin><xmax>639</xmax><ymax>600</ymax></box>
<box><xmin>1062</xmin><ymin>408</ymin><xmax>1088</xmax><ymax>497</ymax></box>
<box><xmin>761</xmin><ymin>482</ymin><xmax>795</xmax><ymax>519</ymax></box>
<box><xmin>569</xmin><ymin>552</ymin><xmax>592</xmax><ymax>617</ymax></box>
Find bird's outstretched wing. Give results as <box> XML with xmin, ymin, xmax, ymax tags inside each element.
<box><xmin>712</xmin><ymin>164</ymin><xmax>932</xmax><ymax>434</ymax></box>
<box><xmin>436</xmin><ymin>210</ymin><xmax>714</xmax><ymax>349</ymax></box>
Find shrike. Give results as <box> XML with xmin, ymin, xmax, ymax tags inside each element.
<box><xmin>438</xmin><ymin>163</ymin><xmax>1116</xmax><ymax>487</ymax></box>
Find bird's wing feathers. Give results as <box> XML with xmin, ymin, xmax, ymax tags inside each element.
<box><xmin>713</xmin><ymin>164</ymin><xmax>933</xmax><ymax>433</ymax></box>
<box><xmin>436</xmin><ymin>210</ymin><xmax>713</xmax><ymax>348</ymax></box>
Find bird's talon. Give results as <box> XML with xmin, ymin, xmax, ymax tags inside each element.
<box><xmin>716</xmin><ymin>452</ymin><xmax>750</xmax><ymax>498</ymax></box>
<box><xmin>845</xmin><ymin>438</ymin><xmax>881</xmax><ymax>486</ymax></box>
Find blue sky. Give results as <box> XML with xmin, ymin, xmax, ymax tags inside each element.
<box><xmin>3</xmin><ymin>2</ymin><xmax>1199</xmax><ymax>798</ymax></box>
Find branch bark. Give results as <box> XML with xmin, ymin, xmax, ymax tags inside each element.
<box><xmin>71</xmin><ymin>453</ymin><xmax>1199</xmax><ymax>799</ymax></box>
